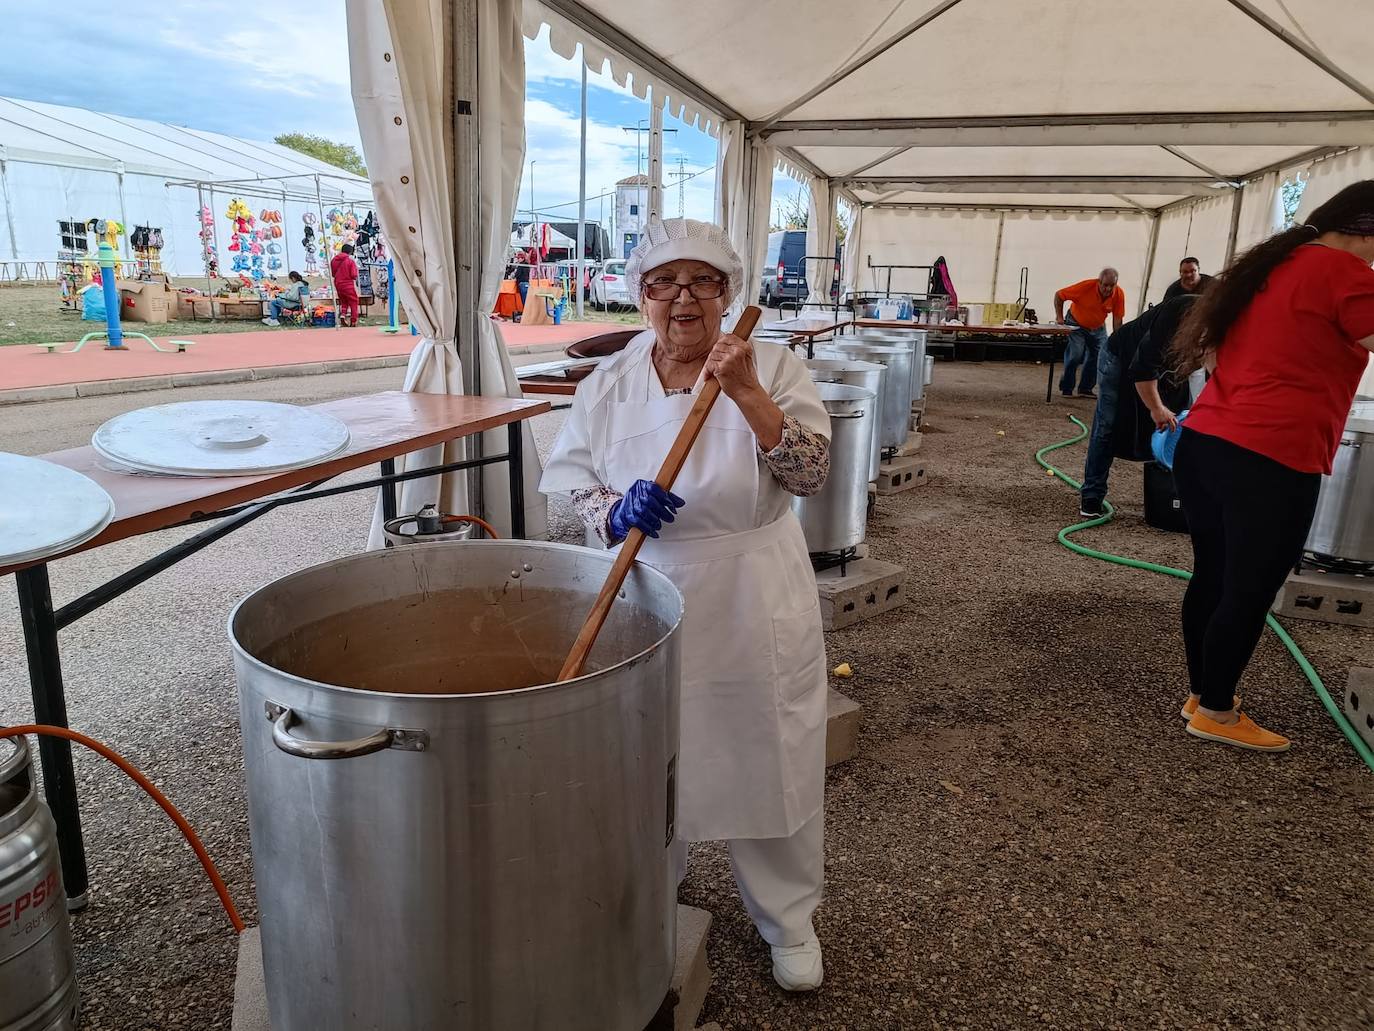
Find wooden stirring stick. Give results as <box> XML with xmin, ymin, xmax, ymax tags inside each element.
<box><xmin>556</xmin><ymin>305</ymin><xmax>763</xmax><ymax>682</ymax></box>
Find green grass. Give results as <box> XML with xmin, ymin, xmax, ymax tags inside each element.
<box><xmin>0</xmin><ymin>279</ymin><xmax>642</xmax><ymax>346</ymax></box>
<box><xmin>0</xmin><ymin>278</ymin><xmax>335</xmax><ymax>347</ymax></box>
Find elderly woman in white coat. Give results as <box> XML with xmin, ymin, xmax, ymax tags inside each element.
<box><xmin>541</xmin><ymin>216</ymin><xmax>832</xmax><ymax>991</ymax></box>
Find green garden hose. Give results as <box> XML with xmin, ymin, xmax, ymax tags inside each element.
<box><xmin>1035</xmin><ymin>415</ymin><xmax>1374</xmax><ymax>771</ymax></box>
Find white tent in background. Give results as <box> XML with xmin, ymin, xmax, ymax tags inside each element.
<box><xmin>0</xmin><ymin>96</ymin><xmax>373</xmax><ymax>277</ymax></box>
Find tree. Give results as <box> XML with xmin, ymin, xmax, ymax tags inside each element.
<box><xmin>770</xmin><ymin>189</ymin><xmax>809</xmax><ymax>232</ymax></box>
<box><xmin>275</xmin><ymin>133</ymin><xmax>368</xmax><ymax>176</ymax></box>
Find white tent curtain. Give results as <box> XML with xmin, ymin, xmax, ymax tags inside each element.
<box><xmin>475</xmin><ymin>1</ymin><xmax>546</xmax><ymax>540</ymax></box>
<box><xmin>1144</xmin><ymin>194</ymin><xmax>1234</xmax><ymax>305</ymax></box>
<box><xmin>351</xmin><ymin>0</ymin><xmax>544</xmax><ymax>545</ymax></box>
<box><xmin>1234</xmin><ymin>172</ymin><xmax>1284</xmax><ymax>256</ymax></box>
<box><xmin>1296</xmin><ymin>147</ymin><xmax>1374</xmax><ymax>223</ymax></box>
<box><xmin>716</xmin><ymin>120</ymin><xmax>775</xmax><ymax>315</ymax></box>
<box><xmin>350</xmin><ymin>0</ymin><xmax>466</xmax><ymax>549</ymax></box>
<box><xmin>841</xmin><ymin>201</ymin><xmax>863</xmax><ymax>301</ymax></box>
<box><xmin>994</xmin><ymin>210</ymin><xmax>1151</xmax><ymax>316</ymax></box>
<box><xmin>804</xmin><ymin>177</ymin><xmax>835</xmax><ymax>306</ymax></box>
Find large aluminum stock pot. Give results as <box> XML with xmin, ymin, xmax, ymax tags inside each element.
<box><xmin>229</xmin><ymin>540</ymin><xmax>684</xmax><ymax>1031</ymax></box>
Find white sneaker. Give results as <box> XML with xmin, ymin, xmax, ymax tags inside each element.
<box><xmin>261</xmin><ymin>318</ymin><xmax>280</xmax><ymax>326</ymax></box>
<box><xmin>770</xmin><ymin>935</ymin><xmax>823</xmax><ymax>991</ymax></box>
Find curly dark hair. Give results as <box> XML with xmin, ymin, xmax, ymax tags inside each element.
<box><xmin>1171</xmin><ymin>179</ymin><xmax>1374</xmax><ymax>374</ymax></box>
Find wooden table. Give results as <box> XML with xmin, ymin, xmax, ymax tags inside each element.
<box><xmin>3</xmin><ymin>391</ymin><xmax>549</xmax><ymax>906</ymax></box>
<box><xmin>852</xmin><ymin>320</ymin><xmax>1073</xmax><ymax>402</ymax></box>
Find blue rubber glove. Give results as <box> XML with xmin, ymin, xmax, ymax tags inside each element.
<box><xmin>1151</xmin><ymin>409</ymin><xmax>1190</xmax><ymax>470</ymax></box>
<box><xmin>608</xmin><ymin>480</ymin><xmax>685</xmax><ymax>542</ymax></box>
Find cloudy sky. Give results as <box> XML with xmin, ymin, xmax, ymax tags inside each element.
<box><xmin>0</xmin><ymin>3</ymin><xmax>802</xmax><ymax>231</ymax></box>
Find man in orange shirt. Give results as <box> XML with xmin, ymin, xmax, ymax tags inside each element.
<box><xmin>1053</xmin><ymin>268</ymin><xmax>1125</xmax><ymax>398</ymax></box>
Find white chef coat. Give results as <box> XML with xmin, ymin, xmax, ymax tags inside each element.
<box><xmin>541</xmin><ymin>331</ymin><xmax>831</xmax><ymax>840</ymax></box>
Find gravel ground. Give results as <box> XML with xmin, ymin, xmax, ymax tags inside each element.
<box><xmin>1</xmin><ymin>360</ymin><xmax>1370</xmax><ymax>1030</ymax></box>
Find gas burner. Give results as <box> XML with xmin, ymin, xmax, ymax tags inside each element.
<box><xmin>1299</xmin><ymin>551</ymin><xmax>1373</xmax><ymax>577</ymax></box>
<box><xmin>811</xmin><ymin>546</ymin><xmax>859</xmax><ymax>576</ymax></box>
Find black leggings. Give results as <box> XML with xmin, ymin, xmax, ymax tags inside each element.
<box><xmin>1172</xmin><ymin>429</ymin><xmax>1321</xmax><ymax>711</ymax></box>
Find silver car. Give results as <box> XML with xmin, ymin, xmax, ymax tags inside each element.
<box><xmin>591</xmin><ymin>260</ymin><xmax>636</xmax><ymax>310</ymax></box>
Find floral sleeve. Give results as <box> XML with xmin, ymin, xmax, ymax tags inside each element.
<box><xmin>571</xmin><ymin>485</ymin><xmax>624</xmax><ymax>546</ymax></box>
<box><xmin>760</xmin><ymin>414</ymin><xmax>830</xmax><ymax>497</ymax></box>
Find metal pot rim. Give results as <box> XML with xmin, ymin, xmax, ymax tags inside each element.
<box><xmin>226</xmin><ymin>539</ymin><xmax>685</xmax><ymax>701</ymax></box>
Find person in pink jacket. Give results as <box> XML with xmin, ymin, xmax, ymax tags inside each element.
<box><xmin>330</xmin><ymin>243</ymin><xmax>360</xmax><ymax>326</ymax></box>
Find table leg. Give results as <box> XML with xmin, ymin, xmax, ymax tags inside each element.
<box><xmin>14</xmin><ymin>564</ymin><xmax>89</xmax><ymax>909</ymax></box>
<box><xmin>1046</xmin><ymin>358</ymin><xmax>1056</xmax><ymax>404</ymax></box>
<box><xmin>380</xmin><ymin>458</ymin><xmax>398</xmax><ymax>521</ymax></box>
<box><xmin>508</xmin><ymin>421</ymin><xmax>526</xmax><ymax>540</ymax></box>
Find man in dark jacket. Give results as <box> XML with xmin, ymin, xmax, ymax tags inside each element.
<box><xmin>1079</xmin><ymin>295</ymin><xmax>1197</xmax><ymax>516</ymax></box>
<box><xmin>1162</xmin><ymin>257</ymin><xmax>1212</xmax><ymax>301</ymax></box>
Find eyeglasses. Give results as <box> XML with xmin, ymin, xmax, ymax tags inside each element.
<box><xmin>643</xmin><ymin>278</ymin><xmax>727</xmax><ymax>301</ymax></box>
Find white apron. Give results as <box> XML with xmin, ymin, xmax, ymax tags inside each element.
<box><xmin>603</xmin><ymin>373</ymin><xmax>828</xmax><ymax>842</ymax></box>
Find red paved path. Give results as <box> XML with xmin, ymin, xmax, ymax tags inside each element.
<box><xmin>0</xmin><ymin>320</ymin><xmax>613</xmax><ymax>391</ymax></box>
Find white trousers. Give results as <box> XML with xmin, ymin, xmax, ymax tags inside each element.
<box><xmin>674</xmin><ymin>807</ymin><xmax>824</xmax><ymax>947</ymax></box>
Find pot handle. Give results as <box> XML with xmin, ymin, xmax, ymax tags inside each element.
<box><xmin>265</xmin><ymin>702</ymin><xmax>429</xmax><ymax>760</ymax></box>
<box><xmin>827</xmin><ymin>410</ymin><xmax>866</xmax><ymax>419</ymax></box>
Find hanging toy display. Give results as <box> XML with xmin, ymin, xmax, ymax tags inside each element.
<box><xmin>326</xmin><ymin>207</ymin><xmax>347</xmax><ymax>252</ymax></box>
<box><xmin>197</xmin><ymin>205</ymin><xmax>219</xmax><ymax>278</ymax></box>
<box><xmin>225</xmin><ymin>198</ymin><xmax>258</xmax><ymax>283</ymax></box>
<box><xmin>301</xmin><ymin>213</ymin><xmax>320</xmax><ymax>276</ymax></box>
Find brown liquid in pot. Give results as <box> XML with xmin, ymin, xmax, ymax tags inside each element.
<box><xmin>256</xmin><ymin>587</ymin><xmax>659</xmax><ymax>695</ymax></box>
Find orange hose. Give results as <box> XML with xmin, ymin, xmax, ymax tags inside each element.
<box><xmin>441</xmin><ymin>514</ymin><xmax>500</xmax><ymax>539</ymax></box>
<box><xmin>0</xmin><ymin>725</ymin><xmax>244</xmax><ymax>934</ymax></box>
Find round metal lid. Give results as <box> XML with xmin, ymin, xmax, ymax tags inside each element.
<box><xmin>0</xmin><ymin>453</ymin><xmax>115</xmax><ymax>565</ymax></box>
<box><xmin>1346</xmin><ymin>398</ymin><xmax>1374</xmax><ymax>436</ymax></box>
<box><xmin>92</xmin><ymin>401</ymin><xmax>351</xmax><ymax>477</ymax></box>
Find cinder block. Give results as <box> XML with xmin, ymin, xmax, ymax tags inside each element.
<box><xmin>815</xmin><ymin>557</ymin><xmax>905</xmax><ymax>630</ymax></box>
<box><xmin>1273</xmin><ymin>569</ymin><xmax>1374</xmax><ymax>628</ymax></box>
<box><xmin>235</xmin><ymin>906</ymin><xmax>714</xmax><ymax>1031</ymax></box>
<box><xmin>895</xmin><ymin>431</ymin><xmax>922</xmax><ymax>456</ymax></box>
<box><xmin>1345</xmin><ymin>668</ymin><xmax>1374</xmax><ymax>752</ymax></box>
<box><xmin>75</xmin><ymin>375</ymin><xmax>173</xmax><ymax>397</ymax></box>
<box><xmin>876</xmin><ymin>455</ymin><xmax>925</xmax><ymax>495</ymax></box>
<box><xmin>826</xmin><ymin>688</ymin><xmax>861</xmax><ymax>767</ymax></box>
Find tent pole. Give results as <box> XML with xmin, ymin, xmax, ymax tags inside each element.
<box><xmin>115</xmin><ymin>167</ymin><xmax>131</xmax><ymax>262</ymax></box>
<box><xmin>1222</xmin><ymin>0</ymin><xmax>1374</xmax><ymax>107</ymax></box>
<box><xmin>1224</xmin><ymin>185</ymin><xmax>1245</xmax><ymax>266</ymax></box>
<box><xmin>281</xmin><ymin>189</ymin><xmax>291</xmax><ymax>275</ymax></box>
<box><xmin>207</xmin><ymin>184</ymin><xmax>219</xmax><ymax>321</ymax></box>
<box><xmin>648</xmin><ymin>93</ymin><xmax>664</xmax><ymax>220</ymax></box>
<box><xmin>315</xmin><ymin>175</ymin><xmax>336</xmax><ymax>330</ymax></box>
<box><xmin>0</xmin><ymin>160</ymin><xmax>19</xmax><ymax>260</ymax></box>
<box><xmin>453</xmin><ymin>0</ymin><xmax>485</xmax><ymax>519</ymax></box>
<box><xmin>1138</xmin><ymin>213</ymin><xmax>1161</xmax><ymax>315</ymax></box>
<box><xmin>989</xmin><ymin>212</ymin><xmax>1005</xmax><ymax>303</ymax></box>
<box><xmin>577</xmin><ymin>54</ymin><xmax>587</xmax><ymax>321</ymax></box>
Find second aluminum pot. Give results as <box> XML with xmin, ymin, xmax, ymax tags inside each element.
<box><xmin>815</xmin><ymin>342</ymin><xmax>914</xmax><ymax>449</ymax></box>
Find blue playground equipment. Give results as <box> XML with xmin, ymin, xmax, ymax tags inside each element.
<box><xmin>57</xmin><ymin>243</ymin><xmax>193</xmax><ymax>355</ymax></box>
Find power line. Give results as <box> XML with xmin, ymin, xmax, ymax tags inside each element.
<box><xmin>519</xmin><ymin>163</ymin><xmax>715</xmax><ymax>217</ymax></box>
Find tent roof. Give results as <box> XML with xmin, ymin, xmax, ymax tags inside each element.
<box><xmin>0</xmin><ymin>96</ymin><xmax>372</xmax><ymax>201</ymax></box>
<box><xmin>526</xmin><ymin>0</ymin><xmax>1374</xmax><ymax>209</ymax></box>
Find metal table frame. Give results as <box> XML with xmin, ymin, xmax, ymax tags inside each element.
<box><xmin>11</xmin><ymin>421</ymin><xmax>530</xmax><ymax>908</ymax></box>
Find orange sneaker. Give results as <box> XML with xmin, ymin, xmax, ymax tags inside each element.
<box><xmin>1179</xmin><ymin>695</ymin><xmax>1240</xmax><ymax>721</ymax></box>
<box><xmin>1186</xmin><ymin>711</ymin><xmax>1290</xmax><ymax>752</ymax></box>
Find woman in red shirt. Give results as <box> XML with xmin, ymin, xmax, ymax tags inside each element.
<box><xmin>1170</xmin><ymin>180</ymin><xmax>1374</xmax><ymax>752</ymax></box>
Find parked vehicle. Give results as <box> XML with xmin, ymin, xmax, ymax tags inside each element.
<box><xmin>759</xmin><ymin>231</ymin><xmax>843</xmax><ymax>308</ymax></box>
<box><xmin>554</xmin><ymin>258</ymin><xmax>600</xmax><ymax>300</ymax></box>
<box><xmin>591</xmin><ymin>260</ymin><xmax>636</xmax><ymax>310</ymax></box>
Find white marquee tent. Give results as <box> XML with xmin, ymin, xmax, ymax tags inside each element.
<box><xmin>348</xmin><ymin>0</ymin><xmax>1374</xmax><ymax>531</ymax></box>
<box><xmin>521</xmin><ymin>0</ymin><xmax>1374</xmax><ymax>315</ymax></box>
<box><xmin>0</xmin><ymin>96</ymin><xmax>374</xmax><ymax>277</ymax></box>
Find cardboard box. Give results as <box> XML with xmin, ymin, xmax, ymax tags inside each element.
<box><xmin>116</xmin><ymin>279</ymin><xmax>176</xmax><ymax>324</ymax></box>
<box><xmin>218</xmin><ymin>297</ymin><xmax>267</xmax><ymax>321</ymax></box>
<box><xmin>177</xmin><ymin>294</ymin><xmax>215</xmax><ymax>318</ymax></box>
